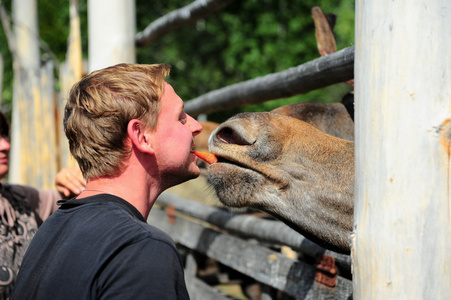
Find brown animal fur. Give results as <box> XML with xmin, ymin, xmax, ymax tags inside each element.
<box><xmin>271</xmin><ymin>102</ymin><xmax>354</xmax><ymax>141</ymax></box>
<box><xmin>207</xmin><ymin>112</ymin><xmax>354</xmax><ymax>254</ymax></box>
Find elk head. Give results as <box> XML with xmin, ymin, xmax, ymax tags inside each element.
<box><xmin>207</xmin><ymin>112</ymin><xmax>354</xmax><ymax>254</ymax></box>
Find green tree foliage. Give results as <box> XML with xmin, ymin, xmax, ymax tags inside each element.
<box><xmin>0</xmin><ymin>0</ymin><xmax>13</xmax><ymax>115</ymax></box>
<box><xmin>0</xmin><ymin>0</ymin><xmax>354</xmax><ymax>122</ymax></box>
<box><xmin>136</xmin><ymin>0</ymin><xmax>355</xmax><ymax>122</ymax></box>
<box><xmin>0</xmin><ymin>0</ymin><xmax>88</xmax><ymax>115</ymax></box>
<box><xmin>37</xmin><ymin>0</ymin><xmax>88</xmax><ymax>62</ymax></box>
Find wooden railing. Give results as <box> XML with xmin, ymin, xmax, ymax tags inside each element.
<box><xmin>152</xmin><ymin>193</ymin><xmax>353</xmax><ymax>299</ymax></box>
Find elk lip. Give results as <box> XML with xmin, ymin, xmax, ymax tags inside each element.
<box><xmin>210</xmin><ymin>155</ymin><xmax>269</xmax><ymax>181</ymax></box>
<box><xmin>216</xmin><ymin>156</ymin><xmax>238</xmax><ymax>165</ymax></box>
<box><xmin>212</xmin><ymin>154</ymin><xmax>248</xmax><ymax>169</ymax></box>
<box><xmin>211</xmin><ymin>153</ymin><xmax>289</xmax><ymax>188</ymax></box>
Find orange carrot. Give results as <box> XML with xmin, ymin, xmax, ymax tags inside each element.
<box><xmin>193</xmin><ymin>151</ymin><xmax>218</xmax><ymax>164</ymax></box>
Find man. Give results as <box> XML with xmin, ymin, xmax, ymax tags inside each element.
<box><xmin>0</xmin><ymin>111</ymin><xmax>85</xmax><ymax>299</ymax></box>
<box><xmin>11</xmin><ymin>63</ymin><xmax>202</xmax><ymax>299</ymax></box>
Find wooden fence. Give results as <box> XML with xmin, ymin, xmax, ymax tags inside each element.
<box><xmin>151</xmin><ymin>193</ymin><xmax>353</xmax><ymax>299</ymax></box>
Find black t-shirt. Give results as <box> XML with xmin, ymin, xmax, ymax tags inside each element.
<box><xmin>11</xmin><ymin>194</ymin><xmax>189</xmax><ymax>300</ymax></box>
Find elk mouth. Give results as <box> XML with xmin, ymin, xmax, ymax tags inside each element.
<box><xmin>211</xmin><ymin>154</ymin><xmax>251</xmax><ymax>170</ymax></box>
<box><xmin>209</xmin><ymin>152</ymin><xmax>290</xmax><ymax>189</ymax></box>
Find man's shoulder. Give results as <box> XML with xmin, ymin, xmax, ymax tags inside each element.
<box><xmin>134</xmin><ymin>221</ymin><xmax>177</xmax><ymax>248</ymax></box>
<box><xmin>106</xmin><ymin>207</ymin><xmax>177</xmax><ymax>250</ymax></box>
<box><xmin>55</xmin><ymin>196</ymin><xmax>177</xmax><ymax>248</ymax></box>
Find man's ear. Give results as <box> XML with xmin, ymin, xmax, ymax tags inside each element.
<box><xmin>127</xmin><ymin>119</ymin><xmax>154</xmax><ymax>154</ymax></box>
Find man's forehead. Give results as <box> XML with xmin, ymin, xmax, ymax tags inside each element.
<box><xmin>161</xmin><ymin>82</ymin><xmax>183</xmax><ymax>110</ymax></box>
<box><xmin>163</xmin><ymin>81</ymin><xmax>172</xmax><ymax>91</ymax></box>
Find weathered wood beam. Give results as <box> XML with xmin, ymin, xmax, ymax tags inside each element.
<box><xmin>157</xmin><ymin>192</ymin><xmax>352</xmax><ymax>275</ymax></box>
<box><xmin>89</xmin><ymin>0</ymin><xmax>136</xmax><ymax>72</ymax></box>
<box><xmin>184</xmin><ymin>46</ymin><xmax>354</xmax><ymax>117</ymax></box>
<box><xmin>135</xmin><ymin>0</ymin><xmax>236</xmax><ymax>47</ymax></box>
<box><xmin>58</xmin><ymin>0</ymin><xmax>83</xmax><ymax>170</ymax></box>
<box><xmin>354</xmin><ymin>0</ymin><xmax>451</xmax><ymax>298</ymax></box>
<box><xmin>148</xmin><ymin>205</ymin><xmax>353</xmax><ymax>299</ymax></box>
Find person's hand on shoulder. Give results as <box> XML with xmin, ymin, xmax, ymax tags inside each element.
<box><xmin>55</xmin><ymin>166</ymin><xmax>86</xmax><ymax>198</ymax></box>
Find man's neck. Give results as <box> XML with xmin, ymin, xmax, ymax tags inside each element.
<box><xmin>79</xmin><ymin>171</ymin><xmax>161</xmax><ymax>220</ymax></box>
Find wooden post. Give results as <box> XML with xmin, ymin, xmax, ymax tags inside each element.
<box><xmin>88</xmin><ymin>0</ymin><xmax>136</xmax><ymax>72</ymax></box>
<box><xmin>9</xmin><ymin>0</ymin><xmax>40</xmax><ymax>185</ymax></box>
<box><xmin>58</xmin><ymin>0</ymin><xmax>83</xmax><ymax>169</ymax></box>
<box><xmin>353</xmin><ymin>0</ymin><xmax>451</xmax><ymax>298</ymax></box>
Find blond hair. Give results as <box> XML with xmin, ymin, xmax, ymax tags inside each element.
<box><xmin>64</xmin><ymin>63</ymin><xmax>171</xmax><ymax>180</ymax></box>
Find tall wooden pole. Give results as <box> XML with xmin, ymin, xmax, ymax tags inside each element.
<box><xmin>88</xmin><ymin>0</ymin><xmax>136</xmax><ymax>72</ymax></box>
<box><xmin>353</xmin><ymin>0</ymin><xmax>451</xmax><ymax>298</ymax></box>
<box><xmin>10</xmin><ymin>0</ymin><xmax>40</xmax><ymax>184</ymax></box>
<box><xmin>59</xmin><ymin>0</ymin><xmax>83</xmax><ymax>170</ymax></box>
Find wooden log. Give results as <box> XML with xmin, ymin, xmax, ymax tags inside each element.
<box><xmin>7</xmin><ymin>0</ymin><xmax>40</xmax><ymax>185</ymax></box>
<box><xmin>58</xmin><ymin>0</ymin><xmax>83</xmax><ymax>169</ymax></box>
<box><xmin>184</xmin><ymin>46</ymin><xmax>354</xmax><ymax>117</ymax></box>
<box><xmin>135</xmin><ymin>0</ymin><xmax>236</xmax><ymax>47</ymax></box>
<box><xmin>353</xmin><ymin>0</ymin><xmax>451</xmax><ymax>298</ymax></box>
<box><xmin>88</xmin><ymin>0</ymin><xmax>135</xmax><ymax>72</ymax></box>
<box><xmin>38</xmin><ymin>62</ymin><xmax>58</xmax><ymax>189</ymax></box>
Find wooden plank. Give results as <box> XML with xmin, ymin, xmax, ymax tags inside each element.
<box><xmin>184</xmin><ymin>46</ymin><xmax>354</xmax><ymax>117</ymax></box>
<box><xmin>148</xmin><ymin>206</ymin><xmax>353</xmax><ymax>299</ymax></box>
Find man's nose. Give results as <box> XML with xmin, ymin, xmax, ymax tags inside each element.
<box><xmin>188</xmin><ymin>115</ymin><xmax>202</xmax><ymax>137</ymax></box>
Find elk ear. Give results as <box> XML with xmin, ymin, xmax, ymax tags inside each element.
<box><xmin>127</xmin><ymin>119</ymin><xmax>154</xmax><ymax>154</ymax></box>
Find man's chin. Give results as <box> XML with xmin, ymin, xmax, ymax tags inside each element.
<box><xmin>163</xmin><ymin>167</ymin><xmax>200</xmax><ymax>190</ymax></box>
<box><xmin>184</xmin><ymin>167</ymin><xmax>201</xmax><ymax>182</ymax></box>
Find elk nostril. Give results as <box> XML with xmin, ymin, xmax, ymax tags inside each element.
<box><xmin>217</xmin><ymin>127</ymin><xmax>252</xmax><ymax>146</ymax></box>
